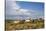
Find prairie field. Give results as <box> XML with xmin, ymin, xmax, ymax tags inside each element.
<box><xmin>5</xmin><ymin>18</ymin><xmax>44</xmax><ymax>31</ymax></box>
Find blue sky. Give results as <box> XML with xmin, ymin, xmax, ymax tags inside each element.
<box><xmin>16</xmin><ymin>1</ymin><xmax>44</xmax><ymax>10</ymax></box>
<box><xmin>6</xmin><ymin>0</ymin><xmax>44</xmax><ymax>19</ymax></box>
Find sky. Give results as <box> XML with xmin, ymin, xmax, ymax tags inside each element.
<box><xmin>6</xmin><ymin>0</ymin><xmax>44</xmax><ymax>20</ymax></box>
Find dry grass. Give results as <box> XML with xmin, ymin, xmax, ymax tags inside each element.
<box><xmin>5</xmin><ymin>20</ymin><xmax>44</xmax><ymax>30</ymax></box>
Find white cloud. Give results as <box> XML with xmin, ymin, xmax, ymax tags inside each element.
<box><xmin>7</xmin><ymin>0</ymin><xmax>16</xmax><ymax>1</ymax></box>
<box><xmin>6</xmin><ymin>0</ymin><xmax>31</xmax><ymax>16</ymax></box>
<box><xmin>11</xmin><ymin>2</ymin><xmax>20</xmax><ymax>10</ymax></box>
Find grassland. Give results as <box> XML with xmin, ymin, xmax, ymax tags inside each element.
<box><xmin>5</xmin><ymin>18</ymin><xmax>44</xmax><ymax>30</ymax></box>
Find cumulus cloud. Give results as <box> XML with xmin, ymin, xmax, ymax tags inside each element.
<box><xmin>6</xmin><ymin>0</ymin><xmax>32</xmax><ymax>16</ymax></box>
